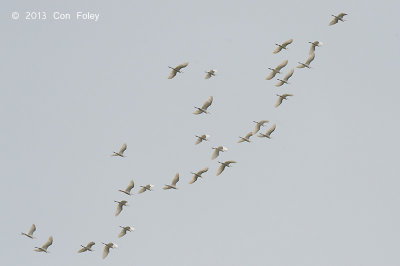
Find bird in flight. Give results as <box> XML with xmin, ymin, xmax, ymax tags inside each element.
<box><xmin>195</xmin><ymin>134</ymin><xmax>210</xmax><ymax>145</ymax></box>
<box><xmin>189</xmin><ymin>167</ymin><xmax>209</xmax><ymax>184</ymax></box>
<box><xmin>111</xmin><ymin>143</ymin><xmax>127</xmax><ymax>157</ymax></box>
<box><xmin>118</xmin><ymin>226</ymin><xmax>135</xmax><ymax>238</ymax></box>
<box><xmin>114</xmin><ymin>200</ymin><xmax>128</xmax><ymax>216</ymax></box>
<box><xmin>118</xmin><ymin>180</ymin><xmax>135</xmax><ymax>196</ymax></box>
<box><xmin>297</xmin><ymin>52</ymin><xmax>315</xmax><ymax>69</ymax></box>
<box><xmin>193</xmin><ymin>96</ymin><xmax>213</xmax><ymax>115</ymax></box>
<box><xmin>252</xmin><ymin>120</ymin><xmax>269</xmax><ymax>134</ymax></box>
<box><xmin>275</xmin><ymin>94</ymin><xmax>293</xmax><ymax>108</ymax></box>
<box><xmin>275</xmin><ymin>68</ymin><xmax>294</xmax><ymax>87</ymax></box>
<box><xmin>168</xmin><ymin>62</ymin><xmax>189</xmax><ymax>79</ymax></box>
<box><xmin>205</xmin><ymin>69</ymin><xmax>217</xmax><ymax>79</ymax></box>
<box><xmin>216</xmin><ymin>161</ymin><xmax>237</xmax><ymax>176</ymax></box>
<box><xmin>211</xmin><ymin>146</ymin><xmax>228</xmax><ymax>160</ymax></box>
<box><xmin>238</xmin><ymin>132</ymin><xmax>254</xmax><ymax>143</ymax></box>
<box><xmin>34</xmin><ymin>236</ymin><xmax>53</xmax><ymax>253</ymax></box>
<box><xmin>273</xmin><ymin>39</ymin><xmax>293</xmax><ymax>54</ymax></box>
<box><xmin>21</xmin><ymin>224</ymin><xmax>36</xmax><ymax>239</ymax></box>
<box><xmin>266</xmin><ymin>60</ymin><xmax>288</xmax><ymax>80</ymax></box>
<box><xmin>163</xmin><ymin>173</ymin><xmax>180</xmax><ymax>190</ymax></box>
<box><xmin>102</xmin><ymin>242</ymin><xmax>118</xmax><ymax>259</ymax></box>
<box><xmin>258</xmin><ymin>123</ymin><xmax>276</xmax><ymax>139</ymax></box>
<box><xmin>329</xmin><ymin>13</ymin><xmax>347</xmax><ymax>26</ymax></box>
<box><xmin>78</xmin><ymin>241</ymin><xmax>95</xmax><ymax>253</ymax></box>
<box><xmin>138</xmin><ymin>184</ymin><xmax>154</xmax><ymax>194</ymax></box>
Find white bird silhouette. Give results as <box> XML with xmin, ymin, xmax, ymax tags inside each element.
<box><xmin>118</xmin><ymin>226</ymin><xmax>135</xmax><ymax>238</ymax></box>
<box><xmin>309</xmin><ymin>41</ymin><xmax>323</xmax><ymax>54</ymax></box>
<box><xmin>216</xmin><ymin>161</ymin><xmax>237</xmax><ymax>176</ymax></box>
<box><xmin>118</xmin><ymin>180</ymin><xmax>134</xmax><ymax>196</ymax></box>
<box><xmin>111</xmin><ymin>143</ymin><xmax>127</xmax><ymax>157</ymax></box>
<box><xmin>78</xmin><ymin>241</ymin><xmax>95</xmax><ymax>253</ymax></box>
<box><xmin>238</xmin><ymin>132</ymin><xmax>254</xmax><ymax>143</ymax></box>
<box><xmin>252</xmin><ymin>120</ymin><xmax>269</xmax><ymax>134</ymax></box>
<box><xmin>193</xmin><ymin>96</ymin><xmax>213</xmax><ymax>115</ymax></box>
<box><xmin>297</xmin><ymin>53</ymin><xmax>315</xmax><ymax>69</ymax></box>
<box><xmin>189</xmin><ymin>167</ymin><xmax>209</xmax><ymax>184</ymax></box>
<box><xmin>34</xmin><ymin>236</ymin><xmax>53</xmax><ymax>253</ymax></box>
<box><xmin>102</xmin><ymin>242</ymin><xmax>118</xmax><ymax>259</ymax></box>
<box><xmin>138</xmin><ymin>184</ymin><xmax>154</xmax><ymax>194</ymax></box>
<box><xmin>195</xmin><ymin>134</ymin><xmax>210</xmax><ymax>145</ymax></box>
<box><xmin>266</xmin><ymin>60</ymin><xmax>288</xmax><ymax>80</ymax></box>
<box><xmin>275</xmin><ymin>94</ymin><xmax>293</xmax><ymax>108</ymax></box>
<box><xmin>258</xmin><ymin>123</ymin><xmax>276</xmax><ymax>139</ymax></box>
<box><xmin>211</xmin><ymin>146</ymin><xmax>228</xmax><ymax>160</ymax></box>
<box><xmin>114</xmin><ymin>200</ymin><xmax>128</xmax><ymax>216</ymax></box>
<box><xmin>273</xmin><ymin>39</ymin><xmax>293</xmax><ymax>54</ymax></box>
<box><xmin>275</xmin><ymin>68</ymin><xmax>294</xmax><ymax>87</ymax></box>
<box><xmin>329</xmin><ymin>13</ymin><xmax>347</xmax><ymax>26</ymax></box>
<box><xmin>163</xmin><ymin>173</ymin><xmax>180</xmax><ymax>190</ymax></box>
<box><xmin>21</xmin><ymin>224</ymin><xmax>36</xmax><ymax>239</ymax></box>
<box><xmin>205</xmin><ymin>69</ymin><xmax>217</xmax><ymax>79</ymax></box>
<box><xmin>168</xmin><ymin>62</ymin><xmax>189</xmax><ymax>79</ymax></box>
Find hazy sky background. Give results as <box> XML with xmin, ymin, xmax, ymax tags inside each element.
<box><xmin>1</xmin><ymin>0</ymin><xmax>400</xmax><ymax>265</ymax></box>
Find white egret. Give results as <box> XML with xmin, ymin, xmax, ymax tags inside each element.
<box><xmin>273</xmin><ymin>39</ymin><xmax>293</xmax><ymax>54</ymax></box>
<box><xmin>111</xmin><ymin>143</ymin><xmax>127</xmax><ymax>157</ymax></box>
<box><xmin>189</xmin><ymin>167</ymin><xmax>209</xmax><ymax>184</ymax></box>
<box><xmin>266</xmin><ymin>60</ymin><xmax>288</xmax><ymax>80</ymax></box>
<box><xmin>21</xmin><ymin>224</ymin><xmax>36</xmax><ymax>239</ymax></box>
<box><xmin>238</xmin><ymin>132</ymin><xmax>254</xmax><ymax>143</ymax></box>
<box><xmin>216</xmin><ymin>161</ymin><xmax>237</xmax><ymax>176</ymax></box>
<box><xmin>275</xmin><ymin>94</ymin><xmax>293</xmax><ymax>108</ymax></box>
<box><xmin>168</xmin><ymin>62</ymin><xmax>189</xmax><ymax>79</ymax></box>
<box><xmin>163</xmin><ymin>173</ymin><xmax>180</xmax><ymax>190</ymax></box>
<box><xmin>258</xmin><ymin>123</ymin><xmax>276</xmax><ymax>139</ymax></box>
<box><xmin>205</xmin><ymin>69</ymin><xmax>217</xmax><ymax>79</ymax></box>
<box><xmin>211</xmin><ymin>146</ymin><xmax>228</xmax><ymax>160</ymax></box>
<box><xmin>118</xmin><ymin>226</ymin><xmax>135</xmax><ymax>238</ymax></box>
<box><xmin>329</xmin><ymin>13</ymin><xmax>347</xmax><ymax>26</ymax></box>
<box><xmin>102</xmin><ymin>242</ymin><xmax>118</xmax><ymax>259</ymax></box>
<box><xmin>78</xmin><ymin>241</ymin><xmax>95</xmax><ymax>253</ymax></box>
<box><xmin>193</xmin><ymin>96</ymin><xmax>213</xmax><ymax>115</ymax></box>
<box><xmin>195</xmin><ymin>134</ymin><xmax>210</xmax><ymax>145</ymax></box>
<box><xmin>275</xmin><ymin>68</ymin><xmax>294</xmax><ymax>87</ymax></box>
<box><xmin>114</xmin><ymin>200</ymin><xmax>128</xmax><ymax>216</ymax></box>
<box><xmin>34</xmin><ymin>236</ymin><xmax>53</xmax><ymax>253</ymax></box>
<box><xmin>297</xmin><ymin>53</ymin><xmax>315</xmax><ymax>69</ymax></box>
<box><xmin>118</xmin><ymin>180</ymin><xmax>134</xmax><ymax>196</ymax></box>
<box><xmin>252</xmin><ymin>120</ymin><xmax>269</xmax><ymax>134</ymax></box>
<box><xmin>138</xmin><ymin>184</ymin><xmax>154</xmax><ymax>194</ymax></box>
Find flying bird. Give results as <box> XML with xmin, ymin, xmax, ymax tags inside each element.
<box><xmin>189</xmin><ymin>167</ymin><xmax>209</xmax><ymax>184</ymax></box>
<box><xmin>258</xmin><ymin>123</ymin><xmax>276</xmax><ymax>139</ymax></box>
<box><xmin>78</xmin><ymin>242</ymin><xmax>95</xmax><ymax>253</ymax></box>
<box><xmin>168</xmin><ymin>62</ymin><xmax>189</xmax><ymax>79</ymax></box>
<box><xmin>102</xmin><ymin>242</ymin><xmax>118</xmax><ymax>259</ymax></box>
<box><xmin>193</xmin><ymin>96</ymin><xmax>213</xmax><ymax>114</ymax></box>
<box><xmin>266</xmin><ymin>60</ymin><xmax>288</xmax><ymax>80</ymax></box>
<box><xmin>329</xmin><ymin>13</ymin><xmax>347</xmax><ymax>26</ymax></box>
<box><xmin>216</xmin><ymin>161</ymin><xmax>237</xmax><ymax>176</ymax></box>
<box><xmin>205</xmin><ymin>69</ymin><xmax>217</xmax><ymax>79</ymax></box>
<box><xmin>297</xmin><ymin>52</ymin><xmax>315</xmax><ymax>69</ymax></box>
<box><xmin>111</xmin><ymin>143</ymin><xmax>127</xmax><ymax>157</ymax></box>
<box><xmin>275</xmin><ymin>94</ymin><xmax>293</xmax><ymax>108</ymax></box>
<box><xmin>309</xmin><ymin>41</ymin><xmax>323</xmax><ymax>54</ymax></box>
<box><xmin>118</xmin><ymin>180</ymin><xmax>134</xmax><ymax>196</ymax></box>
<box><xmin>118</xmin><ymin>226</ymin><xmax>135</xmax><ymax>238</ymax></box>
<box><xmin>195</xmin><ymin>134</ymin><xmax>210</xmax><ymax>145</ymax></box>
<box><xmin>252</xmin><ymin>120</ymin><xmax>269</xmax><ymax>134</ymax></box>
<box><xmin>238</xmin><ymin>132</ymin><xmax>254</xmax><ymax>143</ymax></box>
<box><xmin>21</xmin><ymin>224</ymin><xmax>36</xmax><ymax>239</ymax></box>
<box><xmin>275</xmin><ymin>68</ymin><xmax>294</xmax><ymax>87</ymax></box>
<box><xmin>163</xmin><ymin>173</ymin><xmax>180</xmax><ymax>190</ymax></box>
<box><xmin>273</xmin><ymin>39</ymin><xmax>293</xmax><ymax>54</ymax></box>
<box><xmin>211</xmin><ymin>146</ymin><xmax>228</xmax><ymax>160</ymax></box>
<box><xmin>34</xmin><ymin>236</ymin><xmax>53</xmax><ymax>253</ymax></box>
<box><xmin>138</xmin><ymin>184</ymin><xmax>154</xmax><ymax>194</ymax></box>
<box><xmin>114</xmin><ymin>200</ymin><xmax>128</xmax><ymax>216</ymax></box>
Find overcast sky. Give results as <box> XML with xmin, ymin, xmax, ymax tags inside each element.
<box><xmin>1</xmin><ymin>0</ymin><xmax>400</xmax><ymax>265</ymax></box>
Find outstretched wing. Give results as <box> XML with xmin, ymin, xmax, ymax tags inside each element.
<box><xmin>306</xmin><ymin>53</ymin><xmax>315</xmax><ymax>65</ymax></box>
<box><xmin>28</xmin><ymin>224</ymin><xmax>36</xmax><ymax>235</ymax></box>
<box><xmin>211</xmin><ymin>148</ymin><xmax>220</xmax><ymax>159</ymax></box>
<box><xmin>266</xmin><ymin>124</ymin><xmax>276</xmax><ymax>136</ymax></box>
<box><xmin>276</xmin><ymin>60</ymin><xmax>288</xmax><ymax>71</ymax></box>
<box><xmin>275</xmin><ymin>80</ymin><xmax>284</xmax><ymax>87</ymax></box>
<box><xmin>189</xmin><ymin>176</ymin><xmax>198</xmax><ymax>184</ymax></box>
<box><xmin>274</xmin><ymin>97</ymin><xmax>284</xmax><ymax>107</ymax></box>
<box><xmin>87</xmin><ymin>241</ymin><xmax>95</xmax><ymax>248</ymax></box>
<box><xmin>175</xmin><ymin>62</ymin><xmax>189</xmax><ymax>71</ymax></box>
<box><xmin>102</xmin><ymin>246</ymin><xmax>110</xmax><ymax>259</ymax></box>
<box><xmin>281</xmin><ymin>38</ymin><xmax>293</xmax><ymax>47</ymax></box>
<box><xmin>171</xmin><ymin>173</ymin><xmax>180</xmax><ymax>186</ymax></box>
<box><xmin>168</xmin><ymin>69</ymin><xmax>177</xmax><ymax>79</ymax></box>
<box><xmin>201</xmin><ymin>96</ymin><xmax>213</xmax><ymax>110</ymax></box>
<box><xmin>245</xmin><ymin>131</ymin><xmax>254</xmax><ymax>139</ymax></box>
<box><xmin>42</xmin><ymin>236</ymin><xmax>53</xmax><ymax>250</ymax></box>
<box><xmin>138</xmin><ymin>187</ymin><xmax>146</xmax><ymax>194</ymax></box>
<box><xmin>115</xmin><ymin>204</ymin><xmax>123</xmax><ymax>216</ymax></box>
<box><xmin>273</xmin><ymin>45</ymin><xmax>282</xmax><ymax>54</ymax></box>
<box><xmin>282</xmin><ymin>93</ymin><xmax>293</xmax><ymax>97</ymax></box>
<box><xmin>329</xmin><ymin>17</ymin><xmax>339</xmax><ymax>25</ymax></box>
<box><xmin>225</xmin><ymin>160</ymin><xmax>237</xmax><ymax>165</ymax></box>
<box><xmin>283</xmin><ymin>68</ymin><xmax>294</xmax><ymax>81</ymax></box>
<box><xmin>125</xmin><ymin>180</ymin><xmax>134</xmax><ymax>192</ymax></box>
<box><xmin>118</xmin><ymin>228</ymin><xmax>127</xmax><ymax>238</ymax></box>
<box><xmin>119</xmin><ymin>143</ymin><xmax>127</xmax><ymax>154</ymax></box>
<box><xmin>78</xmin><ymin>247</ymin><xmax>86</xmax><ymax>253</ymax></box>
<box><xmin>216</xmin><ymin>164</ymin><xmax>226</xmax><ymax>176</ymax></box>
<box><xmin>265</xmin><ymin>71</ymin><xmax>276</xmax><ymax>80</ymax></box>
<box><xmin>337</xmin><ymin>13</ymin><xmax>347</xmax><ymax>19</ymax></box>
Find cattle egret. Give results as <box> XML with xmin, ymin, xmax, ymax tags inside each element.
<box><xmin>189</xmin><ymin>167</ymin><xmax>209</xmax><ymax>184</ymax></box>
<box><xmin>211</xmin><ymin>146</ymin><xmax>228</xmax><ymax>160</ymax></box>
<box><xmin>111</xmin><ymin>143</ymin><xmax>127</xmax><ymax>157</ymax></box>
<box><xmin>138</xmin><ymin>184</ymin><xmax>154</xmax><ymax>194</ymax></box>
<box><xmin>21</xmin><ymin>224</ymin><xmax>36</xmax><ymax>239</ymax></box>
<box><xmin>273</xmin><ymin>39</ymin><xmax>293</xmax><ymax>54</ymax></box>
<box><xmin>205</xmin><ymin>69</ymin><xmax>217</xmax><ymax>79</ymax></box>
<box><xmin>275</xmin><ymin>94</ymin><xmax>293</xmax><ymax>108</ymax></box>
<box><xmin>266</xmin><ymin>60</ymin><xmax>288</xmax><ymax>80</ymax></box>
<box><xmin>163</xmin><ymin>173</ymin><xmax>180</xmax><ymax>190</ymax></box>
<box><xmin>102</xmin><ymin>242</ymin><xmax>118</xmax><ymax>259</ymax></box>
<box><xmin>258</xmin><ymin>123</ymin><xmax>276</xmax><ymax>139</ymax></box>
<box><xmin>238</xmin><ymin>132</ymin><xmax>254</xmax><ymax>143</ymax></box>
<box><xmin>78</xmin><ymin>242</ymin><xmax>95</xmax><ymax>253</ymax></box>
<box><xmin>34</xmin><ymin>236</ymin><xmax>53</xmax><ymax>253</ymax></box>
<box><xmin>309</xmin><ymin>41</ymin><xmax>323</xmax><ymax>54</ymax></box>
<box><xmin>297</xmin><ymin>53</ymin><xmax>315</xmax><ymax>69</ymax></box>
<box><xmin>252</xmin><ymin>120</ymin><xmax>269</xmax><ymax>134</ymax></box>
<box><xmin>193</xmin><ymin>96</ymin><xmax>213</xmax><ymax>114</ymax></box>
<box><xmin>275</xmin><ymin>68</ymin><xmax>294</xmax><ymax>87</ymax></box>
<box><xmin>216</xmin><ymin>161</ymin><xmax>237</xmax><ymax>176</ymax></box>
<box><xmin>118</xmin><ymin>226</ymin><xmax>135</xmax><ymax>238</ymax></box>
<box><xmin>118</xmin><ymin>180</ymin><xmax>134</xmax><ymax>196</ymax></box>
<box><xmin>195</xmin><ymin>134</ymin><xmax>210</xmax><ymax>145</ymax></box>
<box><xmin>114</xmin><ymin>200</ymin><xmax>128</xmax><ymax>216</ymax></box>
<box><xmin>329</xmin><ymin>13</ymin><xmax>347</xmax><ymax>26</ymax></box>
<box><xmin>168</xmin><ymin>62</ymin><xmax>189</xmax><ymax>79</ymax></box>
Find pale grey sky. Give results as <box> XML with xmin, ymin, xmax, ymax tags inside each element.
<box><xmin>1</xmin><ymin>0</ymin><xmax>400</xmax><ymax>265</ymax></box>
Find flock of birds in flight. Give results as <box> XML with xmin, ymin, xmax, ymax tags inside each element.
<box><xmin>20</xmin><ymin>12</ymin><xmax>347</xmax><ymax>260</ymax></box>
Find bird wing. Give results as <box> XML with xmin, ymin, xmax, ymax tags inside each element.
<box><xmin>125</xmin><ymin>180</ymin><xmax>134</xmax><ymax>192</ymax></box>
<box><xmin>329</xmin><ymin>17</ymin><xmax>338</xmax><ymax>25</ymax></box>
<box><xmin>281</xmin><ymin>38</ymin><xmax>293</xmax><ymax>47</ymax></box>
<box><xmin>238</xmin><ymin>138</ymin><xmax>245</xmax><ymax>143</ymax></box>
<box><xmin>199</xmin><ymin>167</ymin><xmax>209</xmax><ymax>175</ymax></box>
<box><xmin>211</xmin><ymin>149</ymin><xmax>220</xmax><ymax>159</ymax></box>
<box><xmin>175</xmin><ymin>62</ymin><xmax>189</xmax><ymax>71</ymax></box>
<box><xmin>216</xmin><ymin>164</ymin><xmax>226</xmax><ymax>176</ymax></box>
<box><xmin>168</xmin><ymin>69</ymin><xmax>177</xmax><ymax>79</ymax></box>
<box><xmin>338</xmin><ymin>13</ymin><xmax>347</xmax><ymax>18</ymax></box>
<box><xmin>306</xmin><ymin>53</ymin><xmax>315</xmax><ymax>64</ymax></box>
<box><xmin>195</xmin><ymin>137</ymin><xmax>202</xmax><ymax>144</ymax></box>
<box><xmin>274</xmin><ymin>96</ymin><xmax>284</xmax><ymax>107</ymax></box>
<box><xmin>28</xmin><ymin>224</ymin><xmax>36</xmax><ymax>235</ymax></box>
<box><xmin>189</xmin><ymin>176</ymin><xmax>198</xmax><ymax>184</ymax></box>
<box><xmin>273</xmin><ymin>46</ymin><xmax>282</xmax><ymax>54</ymax></box>
<box><xmin>87</xmin><ymin>242</ymin><xmax>95</xmax><ymax>248</ymax></box>
<box><xmin>102</xmin><ymin>246</ymin><xmax>110</xmax><ymax>259</ymax></box>
<box><xmin>42</xmin><ymin>236</ymin><xmax>53</xmax><ymax>249</ymax></box>
<box><xmin>118</xmin><ymin>228</ymin><xmax>127</xmax><ymax>238</ymax></box>
<box><xmin>119</xmin><ymin>143</ymin><xmax>127</xmax><ymax>154</ymax></box>
<box><xmin>283</xmin><ymin>68</ymin><xmax>294</xmax><ymax>81</ymax></box>
<box><xmin>275</xmin><ymin>80</ymin><xmax>284</xmax><ymax>87</ymax></box>
<box><xmin>115</xmin><ymin>204</ymin><xmax>123</xmax><ymax>216</ymax></box>
<box><xmin>225</xmin><ymin>160</ymin><xmax>237</xmax><ymax>165</ymax></box>
<box><xmin>245</xmin><ymin>132</ymin><xmax>254</xmax><ymax>139</ymax></box>
<box><xmin>296</xmin><ymin>63</ymin><xmax>306</xmax><ymax>68</ymax></box>
<box><xmin>282</xmin><ymin>93</ymin><xmax>294</xmax><ymax>97</ymax></box>
<box><xmin>205</xmin><ymin>72</ymin><xmax>212</xmax><ymax>79</ymax></box>
<box><xmin>78</xmin><ymin>247</ymin><xmax>86</xmax><ymax>253</ymax></box>
<box><xmin>253</xmin><ymin>123</ymin><xmax>262</xmax><ymax>134</ymax></box>
<box><xmin>193</xmin><ymin>108</ymin><xmax>203</xmax><ymax>115</ymax></box>
<box><xmin>265</xmin><ymin>71</ymin><xmax>276</xmax><ymax>80</ymax></box>
<box><xmin>201</xmin><ymin>96</ymin><xmax>213</xmax><ymax>110</ymax></box>
<box><xmin>138</xmin><ymin>187</ymin><xmax>146</xmax><ymax>194</ymax></box>
<box><xmin>266</xmin><ymin>124</ymin><xmax>276</xmax><ymax>136</ymax></box>
<box><xmin>276</xmin><ymin>60</ymin><xmax>288</xmax><ymax>71</ymax></box>
<box><xmin>171</xmin><ymin>173</ymin><xmax>179</xmax><ymax>186</ymax></box>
